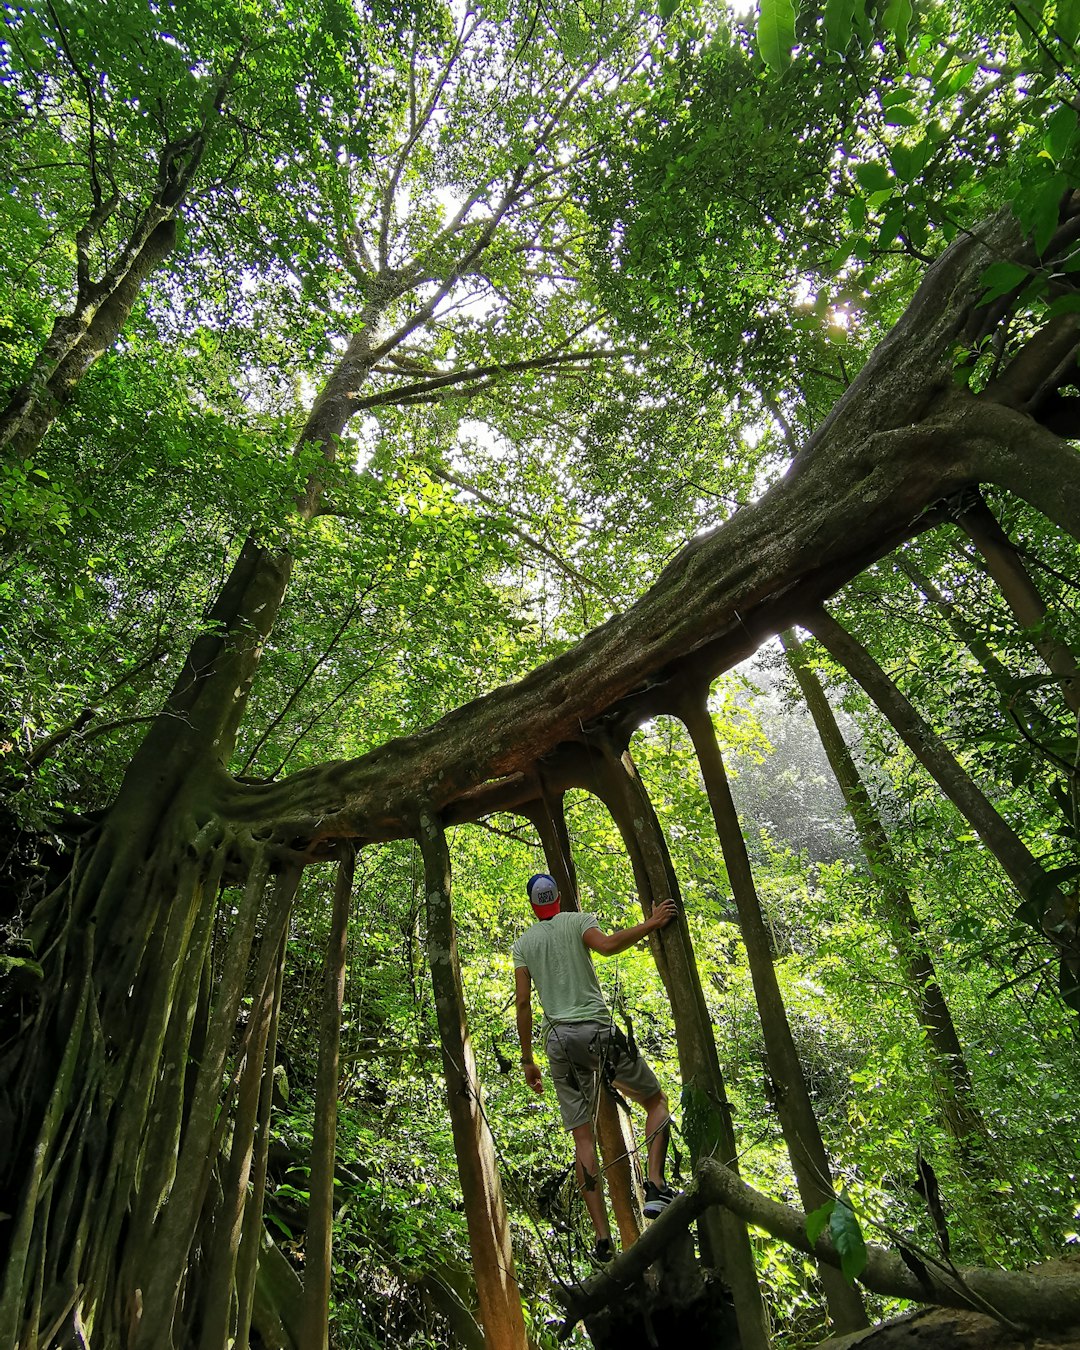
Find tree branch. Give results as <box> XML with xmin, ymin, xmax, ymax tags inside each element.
<box><xmin>556</xmin><ymin>1158</ymin><xmax>1080</xmax><ymax>1335</ymax></box>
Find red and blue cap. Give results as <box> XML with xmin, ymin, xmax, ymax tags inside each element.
<box><xmin>526</xmin><ymin>873</ymin><xmax>560</xmax><ymax>918</ymax></box>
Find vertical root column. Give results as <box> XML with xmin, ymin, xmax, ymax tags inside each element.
<box><xmin>301</xmin><ymin>848</ymin><xmax>356</xmax><ymax>1350</ymax></box>
<box><xmin>679</xmin><ymin>691</ymin><xmax>868</xmax><ymax>1334</ymax></box>
<box><xmin>129</xmin><ymin>851</ymin><xmax>298</xmax><ymax>1349</ymax></box>
<box><xmin>590</xmin><ymin>732</ymin><xmax>772</xmax><ymax>1350</ymax></box>
<box><xmin>1</xmin><ymin>826</ymin><xmax>234</xmax><ymax>1350</ymax></box>
<box><xmin>195</xmin><ymin>862</ymin><xmax>302</xmax><ymax>1350</ymax></box>
<box><xmin>417</xmin><ymin>810</ymin><xmax>528</xmax><ymax>1350</ymax></box>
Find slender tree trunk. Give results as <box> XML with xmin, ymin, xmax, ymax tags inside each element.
<box><xmin>805</xmin><ymin>604</ymin><xmax>1080</xmax><ymax>1015</ymax></box>
<box><xmin>236</xmin><ymin>916</ymin><xmax>290</xmax><ymax>1350</ymax></box>
<box><xmin>804</xmin><ymin>605</ymin><xmax>1046</xmax><ymax>900</ymax></box>
<box><xmin>197</xmin><ymin>901</ymin><xmax>292</xmax><ymax>1350</ymax></box>
<box><xmin>527</xmin><ymin>785</ymin><xmax>580</xmax><ymax>910</ymax></box>
<box><xmin>959</xmin><ymin>496</ymin><xmax>1080</xmax><ymax>716</ymax></box>
<box><xmin>592</xmin><ymin>737</ymin><xmax>772</xmax><ymax>1350</ymax></box>
<box><xmin>1</xmin><ymin>221</ymin><xmax>179</xmax><ymax>466</ymax></box>
<box><xmin>896</xmin><ymin>556</ymin><xmax>1014</xmax><ymax>689</ymax></box>
<box><xmin>0</xmin><ymin>57</ymin><xmax>239</xmax><ymax>462</ymax></box>
<box><xmin>417</xmin><ymin>810</ymin><xmax>528</xmax><ymax>1350</ymax></box>
<box><xmin>134</xmin><ymin>861</ymin><xmax>299</xmax><ymax>1348</ymax></box>
<box><xmin>678</xmin><ymin>693</ymin><xmax>868</xmax><ymax>1334</ymax></box>
<box><xmin>302</xmin><ymin>849</ymin><xmax>356</xmax><ymax>1350</ymax></box>
<box><xmin>781</xmin><ymin>633</ymin><xmax>984</xmax><ymax>1143</ymax></box>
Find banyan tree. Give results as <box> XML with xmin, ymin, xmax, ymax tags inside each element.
<box><xmin>4</xmin><ymin>190</ymin><xmax>1080</xmax><ymax>1346</ymax></box>
<box><xmin>3</xmin><ymin>0</ymin><xmax>1080</xmax><ymax>1344</ymax></box>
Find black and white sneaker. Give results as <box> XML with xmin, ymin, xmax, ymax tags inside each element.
<box><xmin>643</xmin><ymin>1181</ymin><xmax>676</xmax><ymax>1218</ymax></box>
<box><xmin>593</xmin><ymin>1237</ymin><xmax>614</xmax><ymax>1264</ymax></box>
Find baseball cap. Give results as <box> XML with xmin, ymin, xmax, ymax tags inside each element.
<box><xmin>526</xmin><ymin>873</ymin><xmax>560</xmax><ymax>918</ymax></box>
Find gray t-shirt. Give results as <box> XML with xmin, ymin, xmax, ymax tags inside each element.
<box><xmin>512</xmin><ymin>911</ymin><xmax>609</xmax><ymax>1027</ymax></box>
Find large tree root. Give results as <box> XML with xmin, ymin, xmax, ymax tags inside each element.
<box><xmin>556</xmin><ymin>1160</ymin><xmax>1080</xmax><ymax>1338</ymax></box>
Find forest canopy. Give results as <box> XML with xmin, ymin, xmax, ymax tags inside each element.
<box><xmin>2</xmin><ymin>0</ymin><xmax>1080</xmax><ymax>1347</ymax></box>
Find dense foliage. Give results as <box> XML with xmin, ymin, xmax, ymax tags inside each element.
<box><xmin>2</xmin><ymin>0</ymin><xmax>1080</xmax><ymax>1345</ymax></box>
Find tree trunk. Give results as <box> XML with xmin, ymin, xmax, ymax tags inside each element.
<box><xmin>678</xmin><ymin>692</ymin><xmax>868</xmax><ymax>1334</ymax></box>
<box><xmin>527</xmin><ymin>786</ymin><xmax>580</xmax><ymax>914</ymax></box>
<box><xmin>803</xmin><ymin>605</ymin><xmax>1080</xmax><ymax>998</ymax></box>
<box><xmin>0</xmin><ymin>220</ymin><xmax>179</xmax><ymax>466</ymax></box>
<box><xmin>803</xmin><ymin>605</ymin><xmax>1046</xmax><ymax>899</ymax></box>
<box><xmin>417</xmin><ymin>810</ymin><xmax>528</xmax><ymax>1350</ymax></box>
<box><xmin>591</xmin><ymin>736</ymin><xmax>773</xmax><ymax>1350</ymax></box>
<box><xmin>302</xmin><ymin>849</ymin><xmax>356</xmax><ymax>1350</ymax></box>
<box><xmin>958</xmin><ymin>494</ymin><xmax>1080</xmax><ymax>716</ymax></box>
<box><xmin>780</xmin><ymin>632</ymin><xmax>984</xmax><ymax>1143</ymax></box>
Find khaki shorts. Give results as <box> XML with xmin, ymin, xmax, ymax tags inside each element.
<box><xmin>545</xmin><ymin>1020</ymin><xmax>662</xmax><ymax>1131</ymax></box>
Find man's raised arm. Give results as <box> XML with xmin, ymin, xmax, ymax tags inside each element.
<box><xmin>582</xmin><ymin>898</ymin><xmax>678</xmax><ymax>956</ymax></box>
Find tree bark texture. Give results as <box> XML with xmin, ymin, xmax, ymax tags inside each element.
<box><xmin>302</xmin><ymin>849</ymin><xmax>356</xmax><ymax>1350</ymax></box>
<box><xmin>590</xmin><ymin>738</ymin><xmax>773</xmax><ymax>1350</ymax></box>
<box><xmin>418</xmin><ymin>811</ymin><xmax>528</xmax><ymax>1350</ymax></box>
<box><xmin>679</xmin><ymin>693</ymin><xmax>868</xmax><ymax>1334</ymax></box>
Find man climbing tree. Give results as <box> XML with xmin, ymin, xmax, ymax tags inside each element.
<box><xmin>512</xmin><ymin>873</ymin><xmax>678</xmax><ymax>1261</ymax></box>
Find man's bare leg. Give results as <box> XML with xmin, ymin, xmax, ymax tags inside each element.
<box><xmin>642</xmin><ymin>1090</ymin><xmax>671</xmax><ymax>1187</ymax></box>
<box><xmin>571</xmin><ymin>1121</ymin><xmax>611</xmax><ymax>1241</ymax></box>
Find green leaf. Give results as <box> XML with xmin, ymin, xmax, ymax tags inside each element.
<box><xmin>1046</xmin><ymin>292</ymin><xmax>1080</xmax><ymax>317</ymax></box>
<box><xmin>943</xmin><ymin>61</ymin><xmax>978</xmax><ymax>97</ymax></box>
<box><xmin>884</xmin><ymin>106</ymin><xmax>919</xmax><ymax>126</ymax></box>
<box><xmin>829</xmin><ymin>1192</ymin><xmax>868</xmax><ymax>1283</ymax></box>
<box><xmin>1045</xmin><ymin>106</ymin><xmax>1080</xmax><ymax>165</ymax></box>
<box><xmin>976</xmin><ymin>260</ymin><xmax>1030</xmax><ymax>306</ymax></box>
<box><xmin>1054</xmin><ymin>0</ymin><xmax>1080</xmax><ymax>45</ymax></box>
<box><xmin>855</xmin><ymin>161</ymin><xmax>891</xmax><ymax>193</ymax></box>
<box><xmin>877</xmin><ymin>200</ymin><xmax>905</xmax><ymax>247</ymax></box>
<box><xmin>657</xmin><ymin>0</ymin><xmax>682</xmax><ymax>19</ymax></box>
<box><xmin>757</xmin><ymin>0</ymin><xmax>797</xmax><ymax>71</ymax></box>
<box><xmin>806</xmin><ymin>1198</ymin><xmax>835</xmax><ymax>1246</ymax></box>
<box><xmin>823</xmin><ymin>0</ymin><xmax>857</xmax><ymax>53</ymax></box>
<box><xmin>883</xmin><ymin>0</ymin><xmax>913</xmax><ymax>50</ymax></box>
<box><xmin>829</xmin><ymin>240</ymin><xmax>854</xmax><ymax>269</ymax></box>
<box><xmin>1019</xmin><ymin>172</ymin><xmax>1068</xmax><ymax>255</ymax></box>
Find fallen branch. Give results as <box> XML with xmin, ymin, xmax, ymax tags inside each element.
<box><xmin>555</xmin><ymin>1159</ymin><xmax>1080</xmax><ymax>1336</ymax></box>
